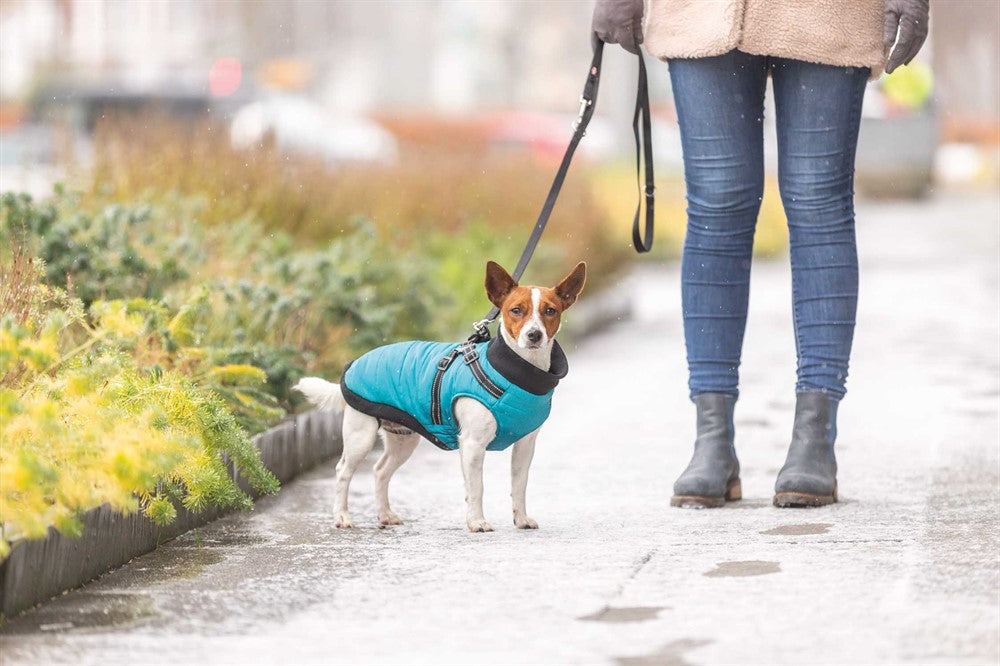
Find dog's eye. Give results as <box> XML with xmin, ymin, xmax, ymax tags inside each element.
<box><xmin>543</xmin><ymin>307</ymin><xmax>558</xmax><ymax>316</ymax></box>
<box><xmin>509</xmin><ymin>307</ymin><xmax>523</xmax><ymax>316</ymax></box>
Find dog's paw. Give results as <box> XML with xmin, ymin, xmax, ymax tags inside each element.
<box><xmin>513</xmin><ymin>513</ymin><xmax>538</xmax><ymax>529</ymax></box>
<box><xmin>378</xmin><ymin>511</ymin><xmax>404</xmax><ymax>527</ymax></box>
<box><xmin>334</xmin><ymin>511</ymin><xmax>354</xmax><ymax>529</ymax></box>
<box><xmin>467</xmin><ymin>519</ymin><xmax>494</xmax><ymax>533</ymax></box>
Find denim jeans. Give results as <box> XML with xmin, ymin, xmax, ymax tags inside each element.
<box><xmin>669</xmin><ymin>50</ymin><xmax>869</xmax><ymax>400</ymax></box>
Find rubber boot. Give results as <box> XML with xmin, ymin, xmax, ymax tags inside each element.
<box><xmin>671</xmin><ymin>393</ymin><xmax>741</xmax><ymax>508</ymax></box>
<box><xmin>773</xmin><ymin>392</ymin><xmax>839</xmax><ymax>507</ymax></box>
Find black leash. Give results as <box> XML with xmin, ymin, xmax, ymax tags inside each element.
<box><xmin>632</xmin><ymin>52</ymin><xmax>655</xmax><ymax>253</ymax></box>
<box><xmin>468</xmin><ymin>41</ymin><xmax>655</xmax><ymax>345</ymax></box>
<box><xmin>430</xmin><ymin>43</ymin><xmax>655</xmax><ymax>424</ymax></box>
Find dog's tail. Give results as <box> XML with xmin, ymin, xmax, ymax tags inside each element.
<box><xmin>292</xmin><ymin>377</ymin><xmax>346</xmax><ymax>411</ymax></box>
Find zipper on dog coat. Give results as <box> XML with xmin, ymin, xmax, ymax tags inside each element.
<box><xmin>340</xmin><ymin>335</ymin><xmax>568</xmax><ymax>451</ymax></box>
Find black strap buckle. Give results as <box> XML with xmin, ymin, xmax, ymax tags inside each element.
<box><xmin>645</xmin><ymin>185</ymin><xmax>655</xmax><ymax>199</ymax></box>
<box><xmin>437</xmin><ymin>352</ymin><xmax>457</xmax><ymax>372</ymax></box>
<box><xmin>461</xmin><ymin>343</ymin><xmax>479</xmax><ymax>364</ymax></box>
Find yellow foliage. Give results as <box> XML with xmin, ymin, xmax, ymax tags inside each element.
<box><xmin>0</xmin><ymin>289</ymin><xmax>280</xmax><ymax>559</ymax></box>
<box><xmin>208</xmin><ymin>365</ymin><xmax>268</xmax><ymax>386</ymax></box>
<box><xmin>90</xmin><ymin>301</ymin><xmax>146</xmax><ymax>340</ymax></box>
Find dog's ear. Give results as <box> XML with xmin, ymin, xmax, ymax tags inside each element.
<box><xmin>554</xmin><ymin>262</ymin><xmax>587</xmax><ymax>310</ymax></box>
<box><xmin>485</xmin><ymin>261</ymin><xmax>517</xmax><ymax>308</ymax></box>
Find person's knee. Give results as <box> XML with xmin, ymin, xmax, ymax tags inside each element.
<box><xmin>686</xmin><ymin>174</ymin><xmax>763</xmax><ymax>222</ymax></box>
<box><xmin>778</xmin><ymin>163</ymin><xmax>855</xmax><ymax>230</ymax></box>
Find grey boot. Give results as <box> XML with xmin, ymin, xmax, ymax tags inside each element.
<box><xmin>774</xmin><ymin>392</ymin><xmax>839</xmax><ymax>507</ymax></box>
<box><xmin>671</xmin><ymin>393</ymin><xmax>741</xmax><ymax>508</ymax></box>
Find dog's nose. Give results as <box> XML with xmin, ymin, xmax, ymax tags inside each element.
<box><xmin>526</xmin><ymin>329</ymin><xmax>543</xmax><ymax>344</ymax></box>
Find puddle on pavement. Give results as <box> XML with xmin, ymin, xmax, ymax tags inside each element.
<box><xmin>617</xmin><ymin>638</ymin><xmax>713</xmax><ymax>666</ymax></box>
<box><xmin>703</xmin><ymin>560</ymin><xmax>780</xmax><ymax>578</ymax></box>
<box><xmin>1</xmin><ymin>593</ymin><xmax>157</xmax><ymax>635</ymax></box>
<box><xmin>162</xmin><ymin>548</ymin><xmax>225</xmax><ymax>580</ymax></box>
<box><xmin>760</xmin><ymin>523</ymin><xmax>832</xmax><ymax>536</ymax></box>
<box><xmin>579</xmin><ymin>606</ymin><xmax>666</xmax><ymax>623</ymax></box>
<box><xmin>122</xmin><ymin>545</ymin><xmax>226</xmax><ymax>584</ymax></box>
<box><xmin>170</xmin><ymin>526</ymin><xmax>270</xmax><ymax>548</ymax></box>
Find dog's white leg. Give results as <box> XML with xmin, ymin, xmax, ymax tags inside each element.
<box><xmin>373</xmin><ymin>431</ymin><xmax>420</xmax><ymax>527</ymax></box>
<box><xmin>334</xmin><ymin>405</ymin><xmax>378</xmax><ymax>528</ymax></box>
<box><xmin>455</xmin><ymin>397</ymin><xmax>497</xmax><ymax>533</ymax></box>
<box><xmin>511</xmin><ymin>429</ymin><xmax>539</xmax><ymax>529</ymax></box>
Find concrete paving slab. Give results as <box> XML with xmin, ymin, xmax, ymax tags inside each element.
<box><xmin>1</xmin><ymin>194</ymin><xmax>997</xmax><ymax>665</ymax></box>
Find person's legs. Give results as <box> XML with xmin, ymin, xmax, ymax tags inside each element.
<box><xmin>670</xmin><ymin>50</ymin><xmax>769</xmax><ymax>399</ymax></box>
<box><xmin>771</xmin><ymin>59</ymin><xmax>869</xmax><ymax>399</ymax></box>
<box><xmin>770</xmin><ymin>58</ymin><xmax>869</xmax><ymax>506</ymax></box>
<box><xmin>668</xmin><ymin>51</ymin><xmax>768</xmax><ymax>507</ymax></box>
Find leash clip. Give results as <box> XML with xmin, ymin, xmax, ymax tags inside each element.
<box><xmin>572</xmin><ymin>95</ymin><xmax>593</xmax><ymax>133</ymax></box>
<box><xmin>471</xmin><ymin>317</ymin><xmax>493</xmax><ymax>342</ymax></box>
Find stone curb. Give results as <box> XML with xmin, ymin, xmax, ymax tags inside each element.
<box><xmin>0</xmin><ymin>409</ymin><xmax>343</xmax><ymax>619</ymax></box>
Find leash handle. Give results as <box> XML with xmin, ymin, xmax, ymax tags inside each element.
<box><xmin>632</xmin><ymin>53</ymin><xmax>654</xmax><ymax>253</ymax></box>
<box><xmin>472</xmin><ymin>41</ymin><xmax>654</xmax><ymax>341</ymax></box>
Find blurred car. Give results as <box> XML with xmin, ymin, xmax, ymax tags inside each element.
<box><xmin>230</xmin><ymin>95</ymin><xmax>398</xmax><ymax>165</ymax></box>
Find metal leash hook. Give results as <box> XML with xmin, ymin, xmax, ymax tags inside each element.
<box><xmin>470</xmin><ymin>316</ymin><xmax>495</xmax><ymax>343</ymax></box>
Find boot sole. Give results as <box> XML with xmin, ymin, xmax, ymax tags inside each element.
<box><xmin>773</xmin><ymin>483</ymin><xmax>838</xmax><ymax>508</ymax></box>
<box><xmin>671</xmin><ymin>478</ymin><xmax>741</xmax><ymax>509</ymax></box>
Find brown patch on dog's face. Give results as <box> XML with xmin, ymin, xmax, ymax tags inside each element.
<box><xmin>498</xmin><ymin>286</ymin><xmax>536</xmax><ymax>342</ymax></box>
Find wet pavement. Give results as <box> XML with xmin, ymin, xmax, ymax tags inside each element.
<box><xmin>2</xmin><ymin>194</ymin><xmax>998</xmax><ymax>665</ymax></box>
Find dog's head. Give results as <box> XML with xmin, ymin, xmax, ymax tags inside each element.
<box><xmin>485</xmin><ymin>261</ymin><xmax>587</xmax><ymax>350</ymax></box>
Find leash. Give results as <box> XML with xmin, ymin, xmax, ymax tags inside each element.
<box><xmin>469</xmin><ymin>41</ymin><xmax>655</xmax><ymax>344</ymax></box>
<box><xmin>429</xmin><ymin>42</ymin><xmax>655</xmax><ymax>425</ymax></box>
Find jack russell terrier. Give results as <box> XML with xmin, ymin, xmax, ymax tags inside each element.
<box><xmin>294</xmin><ymin>260</ymin><xmax>585</xmax><ymax>532</ymax></box>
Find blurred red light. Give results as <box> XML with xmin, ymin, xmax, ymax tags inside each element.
<box><xmin>209</xmin><ymin>57</ymin><xmax>242</xmax><ymax>97</ymax></box>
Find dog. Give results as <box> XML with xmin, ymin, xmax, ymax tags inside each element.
<box><xmin>294</xmin><ymin>260</ymin><xmax>586</xmax><ymax>532</ymax></box>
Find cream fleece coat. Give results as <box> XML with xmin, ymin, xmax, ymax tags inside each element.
<box><xmin>644</xmin><ymin>0</ymin><xmax>887</xmax><ymax>77</ymax></box>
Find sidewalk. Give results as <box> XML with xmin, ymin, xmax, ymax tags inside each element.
<box><xmin>2</xmin><ymin>194</ymin><xmax>997</xmax><ymax>665</ymax></box>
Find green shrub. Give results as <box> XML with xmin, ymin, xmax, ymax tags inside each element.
<box><xmin>1</xmin><ymin>191</ymin><xmax>457</xmax><ymax>410</ymax></box>
<box><xmin>1</xmin><ymin>191</ymin><xmax>190</xmax><ymax>305</ymax></box>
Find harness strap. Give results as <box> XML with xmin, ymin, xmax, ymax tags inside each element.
<box><xmin>473</xmin><ymin>42</ymin><xmax>654</xmax><ymax>342</ymax></box>
<box><xmin>430</xmin><ymin>347</ymin><xmax>461</xmax><ymax>425</ymax></box>
<box><xmin>462</xmin><ymin>343</ymin><xmax>505</xmax><ymax>399</ymax></box>
<box><xmin>430</xmin><ymin>341</ymin><xmax>506</xmax><ymax>426</ymax></box>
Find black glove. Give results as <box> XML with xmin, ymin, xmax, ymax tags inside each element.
<box><xmin>592</xmin><ymin>0</ymin><xmax>644</xmax><ymax>54</ymax></box>
<box><xmin>884</xmin><ymin>0</ymin><xmax>930</xmax><ymax>73</ymax></box>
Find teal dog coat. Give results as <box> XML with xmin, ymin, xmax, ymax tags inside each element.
<box><xmin>340</xmin><ymin>335</ymin><xmax>568</xmax><ymax>451</ymax></box>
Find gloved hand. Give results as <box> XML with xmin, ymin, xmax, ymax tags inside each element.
<box><xmin>884</xmin><ymin>0</ymin><xmax>930</xmax><ymax>73</ymax></box>
<box><xmin>591</xmin><ymin>0</ymin><xmax>644</xmax><ymax>54</ymax></box>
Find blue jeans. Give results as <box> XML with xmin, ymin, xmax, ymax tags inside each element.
<box><xmin>669</xmin><ymin>50</ymin><xmax>869</xmax><ymax>401</ymax></box>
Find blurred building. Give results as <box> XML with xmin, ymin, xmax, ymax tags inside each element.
<box><xmin>931</xmin><ymin>0</ymin><xmax>1000</xmax><ymax>142</ymax></box>
<box><xmin>0</xmin><ymin>0</ymin><xmax>635</xmax><ymax>115</ymax></box>
<box><xmin>1</xmin><ymin>0</ymin><xmax>996</xmax><ymax>187</ymax></box>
